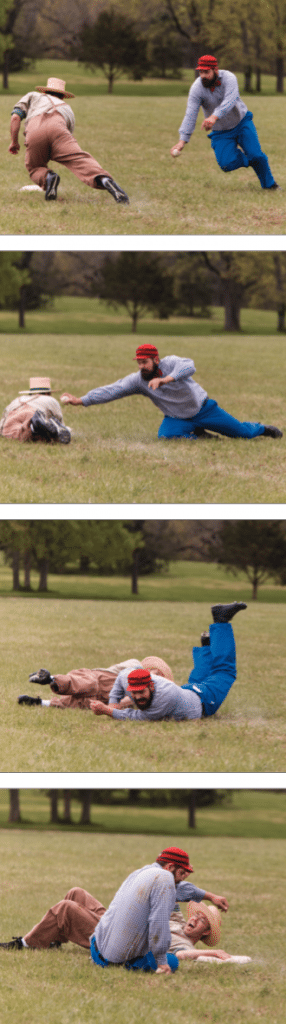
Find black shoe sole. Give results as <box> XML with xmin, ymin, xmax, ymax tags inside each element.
<box><xmin>45</xmin><ymin>174</ymin><xmax>60</xmax><ymax>201</ymax></box>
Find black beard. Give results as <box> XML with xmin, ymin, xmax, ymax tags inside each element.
<box><xmin>202</xmin><ymin>74</ymin><xmax>217</xmax><ymax>88</ymax></box>
<box><xmin>140</xmin><ymin>362</ymin><xmax>160</xmax><ymax>381</ymax></box>
<box><xmin>133</xmin><ymin>691</ymin><xmax>153</xmax><ymax>709</ymax></box>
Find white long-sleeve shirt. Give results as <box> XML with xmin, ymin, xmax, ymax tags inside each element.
<box><xmin>93</xmin><ymin>863</ymin><xmax>205</xmax><ymax>966</ymax></box>
<box><xmin>81</xmin><ymin>355</ymin><xmax>207</xmax><ymax>420</ymax></box>
<box><xmin>179</xmin><ymin>70</ymin><xmax>248</xmax><ymax>141</ymax></box>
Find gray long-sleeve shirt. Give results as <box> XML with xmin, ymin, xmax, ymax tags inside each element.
<box><xmin>81</xmin><ymin>355</ymin><xmax>207</xmax><ymax>420</ymax></box>
<box><xmin>179</xmin><ymin>70</ymin><xmax>248</xmax><ymax>141</ymax></box>
<box><xmin>93</xmin><ymin>862</ymin><xmax>205</xmax><ymax>966</ymax></box>
<box><xmin>108</xmin><ymin>671</ymin><xmax>202</xmax><ymax>720</ymax></box>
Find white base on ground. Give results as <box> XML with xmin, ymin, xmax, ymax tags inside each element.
<box><xmin>196</xmin><ymin>955</ymin><xmax>252</xmax><ymax>964</ymax></box>
<box><xmin>19</xmin><ymin>184</ymin><xmax>43</xmax><ymax>192</ymax></box>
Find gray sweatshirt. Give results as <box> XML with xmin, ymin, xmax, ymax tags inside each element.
<box><xmin>179</xmin><ymin>70</ymin><xmax>248</xmax><ymax>141</ymax></box>
<box><xmin>81</xmin><ymin>355</ymin><xmax>207</xmax><ymax>420</ymax></box>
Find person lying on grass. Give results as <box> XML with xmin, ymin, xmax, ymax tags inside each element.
<box><xmin>0</xmin><ymin>848</ymin><xmax>231</xmax><ymax>976</ymax></box>
<box><xmin>60</xmin><ymin>343</ymin><xmax>282</xmax><ymax>442</ymax></box>
<box><xmin>17</xmin><ymin>656</ymin><xmax>173</xmax><ymax>709</ymax></box>
<box><xmin>0</xmin><ymin>376</ymin><xmax>71</xmax><ymax>444</ymax></box>
<box><xmin>89</xmin><ymin>602</ymin><xmax>247</xmax><ymax>722</ymax></box>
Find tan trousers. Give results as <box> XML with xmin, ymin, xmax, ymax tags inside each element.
<box><xmin>50</xmin><ymin>668</ymin><xmax>117</xmax><ymax>709</ymax></box>
<box><xmin>2</xmin><ymin>404</ymin><xmax>34</xmax><ymax>441</ymax></box>
<box><xmin>24</xmin><ymin>887</ymin><xmax>106</xmax><ymax>949</ymax></box>
<box><xmin>24</xmin><ymin>112</ymin><xmax>111</xmax><ymax>189</ymax></box>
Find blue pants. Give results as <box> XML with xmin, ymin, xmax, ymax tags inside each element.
<box><xmin>181</xmin><ymin>622</ymin><xmax>236</xmax><ymax>716</ymax></box>
<box><xmin>208</xmin><ymin>112</ymin><xmax>275</xmax><ymax>188</ymax></box>
<box><xmin>157</xmin><ymin>398</ymin><xmax>266</xmax><ymax>440</ymax></box>
<box><xmin>90</xmin><ymin>937</ymin><xmax>178</xmax><ymax>973</ymax></box>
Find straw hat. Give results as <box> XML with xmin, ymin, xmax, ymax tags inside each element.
<box><xmin>188</xmin><ymin>901</ymin><xmax>221</xmax><ymax>947</ymax></box>
<box><xmin>36</xmin><ymin>77</ymin><xmax>74</xmax><ymax>98</ymax></box>
<box><xmin>19</xmin><ymin>377</ymin><xmax>52</xmax><ymax>395</ymax></box>
<box><xmin>141</xmin><ymin>656</ymin><xmax>174</xmax><ymax>681</ymax></box>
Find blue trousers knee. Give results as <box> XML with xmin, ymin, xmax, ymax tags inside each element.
<box><xmin>208</xmin><ymin>112</ymin><xmax>275</xmax><ymax>188</ymax></box>
<box><xmin>157</xmin><ymin>398</ymin><xmax>265</xmax><ymax>440</ymax></box>
<box><xmin>90</xmin><ymin>938</ymin><xmax>178</xmax><ymax>973</ymax></box>
<box><xmin>181</xmin><ymin>622</ymin><xmax>236</xmax><ymax>715</ymax></box>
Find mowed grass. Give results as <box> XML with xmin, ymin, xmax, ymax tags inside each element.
<box><xmin>0</xmin><ymin>331</ymin><xmax>285</xmax><ymax>504</ymax></box>
<box><xmin>0</xmin><ymin>829</ymin><xmax>285</xmax><ymax>1024</ymax></box>
<box><xmin>0</xmin><ymin>58</ymin><xmax>285</xmax><ymax>234</ymax></box>
<box><xmin>1</xmin><ymin>789</ymin><xmax>286</xmax><ymax>840</ymax></box>
<box><xmin>1</xmin><ymin>596</ymin><xmax>285</xmax><ymax>772</ymax></box>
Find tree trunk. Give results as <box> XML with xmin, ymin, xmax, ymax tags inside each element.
<box><xmin>9</xmin><ymin>789</ymin><xmax>21</xmax><ymax>822</ymax></box>
<box><xmin>276</xmin><ymin>54</ymin><xmax>284</xmax><ymax>93</ymax></box>
<box><xmin>3</xmin><ymin>50</ymin><xmax>9</xmax><ymax>90</ymax></box>
<box><xmin>131</xmin><ymin>548</ymin><xmax>139</xmax><ymax>594</ymax></box>
<box><xmin>38</xmin><ymin>557</ymin><xmax>48</xmax><ymax>591</ymax></box>
<box><xmin>255</xmin><ymin>68</ymin><xmax>261</xmax><ymax>92</ymax></box>
<box><xmin>19</xmin><ymin>287</ymin><xmax>26</xmax><ymax>329</ymax></box>
<box><xmin>277</xmin><ymin>303</ymin><xmax>286</xmax><ymax>332</ymax></box>
<box><xmin>188</xmin><ymin>792</ymin><xmax>196</xmax><ymax>828</ymax></box>
<box><xmin>244</xmin><ymin>66</ymin><xmax>252</xmax><ymax>91</ymax></box>
<box><xmin>131</xmin><ymin>309</ymin><xmax>138</xmax><ymax>332</ymax></box>
<box><xmin>108</xmin><ymin>71</ymin><xmax>114</xmax><ymax>94</ymax></box>
<box><xmin>63</xmin><ymin>790</ymin><xmax>72</xmax><ymax>823</ymax></box>
<box><xmin>24</xmin><ymin>549</ymin><xmax>31</xmax><ymax>590</ymax></box>
<box><xmin>224</xmin><ymin>289</ymin><xmax>241</xmax><ymax>331</ymax></box>
<box><xmin>80</xmin><ymin>555</ymin><xmax>90</xmax><ymax>573</ymax></box>
<box><xmin>50</xmin><ymin>790</ymin><xmax>59</xmax><ymax>823</ymax></box>
<box><xmin>80</xmin><ymin>790</ymin><xmax>92</xmax><ymax>824</ymax></box>
<box><xmin>13</xmin><ymin>550</ymin><xmax>20</xmax><ymax>590</ymax></box>
<box><xmin>252</xmin><ymin>576</ymin><xmax>258</xmax><ymax>600</ymax></box>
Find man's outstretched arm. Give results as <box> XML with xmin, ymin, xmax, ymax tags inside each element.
<box><xmin>61</xmin><ymin>394</ymin><xmax>83</xmax><ymax>405</ymax></box>
<box><xmin>9</xmin><ymin>114</ymin><xmax>21</xmax><ymax>153</ymax></box>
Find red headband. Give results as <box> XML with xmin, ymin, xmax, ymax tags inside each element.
<box><xmin>127</xmin><ymin>668</ymin><xmax>153</xmax><ymax>692</ymax></box>
<box><xmin>196</xmin><ymin>55</ymin><xmax>218</xmax><ymax>71</ymax></box>
<box><xmin>156</xmin><ymin>847</ymin><xmax>193</xmax><ymax>872</ymax></box>
<box><xmin>134</xmin><ymin>344</ymin><xmax>159</xmax><ymax>360</ymax></box>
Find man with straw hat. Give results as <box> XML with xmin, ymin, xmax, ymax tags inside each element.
<box><xmin>9</xmin><ymin>75</ymin><xmax>129</xmax><ymax>204</ymax></box>
<box><xmin>0</xmin><ymin>376</ymin><xmax>71</xmax><ymax>443</ymax></box>
<box><xmin>169</xmin><ymin>902</ymin><xmax>251</xmax><ymax>964</ymax></box>
<box><xmin>17</xmin><ymin>655</ymin><xmax>174</xmax><ymax>709</ymax></box>
<box><xmin>170</xmin><ymin>54</ymin><xmax>279</xmax><ymax>190</ymax></box>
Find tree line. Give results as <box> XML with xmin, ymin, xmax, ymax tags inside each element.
<box><xmin>8</xmin><ymin>787</ymin><xmax>228</xmax><ymax>829</ymax></box>
<box><xmin>1</xmin><ymin>519</ymin><xmax>286</xmax><ymax>600</ymax></box>
<box><xmin>3</xmin><ymin>251</ymin><xmax>286</xmax><ymax>332</ymax></box>
<box><xmin>1</xmin><ymin>0</ymin><xmax>286</xmax><ymax>92</ymax></box>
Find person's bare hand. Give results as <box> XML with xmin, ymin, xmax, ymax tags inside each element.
<box><xmin>213</xmin><ymin>950</ymin><xmax>232</xmax><ymax>960</ymax></box>
<box><xmin>201</xmin><ymin>114</ymin><xmax>218</xmax><ymax>130</ymax></box>
<box><xmin>90</xmin><ymin>700</ymin><xmax>111</xmax><ymax>716</ymax></box>
<box><xmin>60</xmin><ymin>393</ymin><xmax>82</xmax><ymax>405</ymax></box>
<box><xmin>211</xmin><ymin>895</ymin><xmax>229</xmax><ymax>912</ymax></box>
<box><xmin>148</xmin><ymin>378</ymin><xmax>162</xmax><ymax>391</ymax></box>
<box><xmin>170</xmin><ymin>140</ymin><xmax>185</xmax><ymax>157</ymax></box>
<box><xmin>156</xmin><ymin>964</ymin><xmax>172</xmax><ymax>975</ymax></box>
<box><xmin>9</xmin><ymin>143</ymin><xmax>20</xmax><ymax>154</ymax></box>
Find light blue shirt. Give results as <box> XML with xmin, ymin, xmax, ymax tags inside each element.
<box><xmin>93</xmin><ymin>862</ymin><xmax>205</xmax><ymax>965</ymax></box>
<box><xmin>179</xmin><ymin>70</ymin><xmax>248</xmax><ymax>141</ymax></box>
<box><xmin>81</xmin><ymin>355</ymin><xmax>207</xmax><ymax>420</ymax></box>
<box><xmin>108</xmin><ymin>671</ymin><xmax>202</xmax><ymax>721</ymax></box>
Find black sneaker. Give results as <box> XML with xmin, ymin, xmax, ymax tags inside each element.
<box><xmin>267</xmin><ymin>183</ymin><xmax>281</xmax><ymax>190</ymax></box>
<box><xmin>18</xmin><ymin>695</ymin><xmax>42</xmax><ymax>706</ymax></box>
<box><xmin>97</xmin><ymin>175</ymin><xmax>129</xmax><ymax>204</ymax></box>
<box><xmin>0</xmin><ymin>936</ymin><xmax>23</xmax><ymax>949</ymax></box>
<box><xmin>49</xmin><ymin>941</ymin><xmax>62</xmax><ymax>949</ymax></box>
<box><xmin>30</xmin><ymin>411</ymin><xmax>58</xmax><ymax>443</ymax></box>
<box><xmin>45</xmin><ymin>171</ymin><xmax>60</xmax><ymax>200</ymax></box>
<box><xmin>263</xmin><ymin>425</ymin><xmax>283</xmax><ymax>438</ymax></box>
<box><xmin>211</xmin><ymin>602</ymin><xmax>247</xmax><ymax>623</ymax></box>
<box><xmin>201</xmin><ymin>631</ymin><xmax>210</xmax><ymax>646</ymax></box>
<box><xmin>49</xmin><ymin>416</ymin><xmax>71</xmax><ymax>444</ymax></box>
<box><xmin>29</xmin><ymin>669</ymin><xmax>51</xmax><ymax>685</ymax></box>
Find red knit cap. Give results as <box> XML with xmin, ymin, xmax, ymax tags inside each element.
<box><xmin>196</xmin><ymin>55</ymin><xmax>219</xmax><ymax>71</ymax></box>
<box><xmin>156</xmin><ymin>847</ymin><xmax>193</xmax><ymax>873</ymax></box>
<box><xmin>127</xmin><ymin>667</ymin><xmax>153</xmax><ymax>692</ymax></box>
<box><xmin>134</xmin><ymin>344</ymin><xmax>159</xmax><ymax>360</ymax></box>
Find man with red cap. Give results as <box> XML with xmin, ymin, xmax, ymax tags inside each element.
<box><xmin>60</xmin><ymin>345</ymin><xmax>282</xmax><ymax>441</ymax></box>
<box><xmin>0</xmin><ymin>849</ymin><xmax>228</xmax><ymax>974</ymax></box>
<box><xmin>170</xmin><ymin>54</ymin><xmax>278</xmax><ymax>190</ymax></box>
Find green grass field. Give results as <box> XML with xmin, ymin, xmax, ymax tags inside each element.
<box><xmin>1</xmin><ymin>60</ymin><xmax>285</xmax><ymax>235</ymax></box>
<box><xmin>0</xmin><ymin>829</ymin><xmax>285</xmax><ymax>1024</ymax></box>
<box><xmin>1</xmin><ymin>789</ymin><xmax>286</xmax><ymax>840</ymax></box>
<box><xmin>0</xmin><ymin>329</ymin><xmax>284</xmax><ymax>503</ymax></box>
<box><xmin>1</xmin><ymin>594</ymin><xmax>285</xmax><ymax>772</ymax></box>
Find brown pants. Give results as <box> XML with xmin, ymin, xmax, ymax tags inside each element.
<box><xmin>25</xmin><ymin>113</ymin><xmax>111</xmax><ymax>189</ymax></box>
<box><xmin>50</xmin><ymin>668</ymin><xmax>117</xmax><ymax>709</ymax></box>
<box><xmin>2</xmin><ymin>405</ymin><xmax>34</xmax><ymax>441</ymax></box>
<box><xmin>24</xmin><ymin>887</ymin><xmax>106</xmax><ymax>949</ymax></box>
